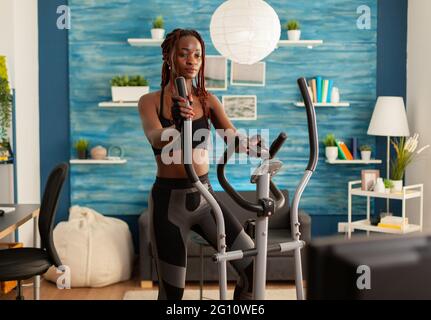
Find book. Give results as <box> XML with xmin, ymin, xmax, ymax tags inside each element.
<box><xmin>377</xmin><ymin>223</ymin><xmax>403</xmax><ymax>230</ymax></box>
<box><xmin>335</xmin><ymin>140</ymin><xmax>347</xmax><ymax>160</ymax></box>
<box><xmin>306</xmin><ymin>79</ymin><xmax>313</xmax><ymax>101</ymax></box>
<box><xmin>339</xmin><ymin>141</ymin><xmax>354</xmax><ymax>160</ymax></box>
<box><xmin>351</xmin><ymin>138</ymin><xmax>358</xmax><ymax>159</ymax></box>
<box><xmin>316</xmin><ymin>76</ymin><xmax>322</xmax><ymax>103</ymax></box>
<box><xmin>380</xmin><ymin>216</ymin><xmax>408</xmax><ymax>225</ymax></box>
<box><xmin>322</xmin><ymin>79</ymin><xmax>329</xmax><ymax>103</ymax></box>
<box><xmin>311</xmin><ymin>79</ymin><xmax>317</xmax><ymax>103</ymax></box>
<box><xmin>336</xmin><ymin>140</ymin><xmax>353</xmax><ymax>160</ymax></box>
<box><xmin>327</xmin><ymin>79</ymin><xmax>334</xmax><ymax>103</ymax></box>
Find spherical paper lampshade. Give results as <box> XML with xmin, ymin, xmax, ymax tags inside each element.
<box><xmin>210</xmin><ymin>0</ymin><xmax>281</xmax><ymax>65</ymax></box>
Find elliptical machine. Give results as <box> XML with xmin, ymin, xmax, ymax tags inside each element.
<box><xmin>176</xmin><ymin>76</ymin><xmax>318</xmax><ymax>300</ymax></box>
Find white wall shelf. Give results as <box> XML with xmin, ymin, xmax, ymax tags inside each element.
<box><xmin>128</xmin><ymin>38</ymin><xmax>163</xmax><ymax>47</ymax></box>
<box><xmin>326</xmin><ymin>159</ymin><xmax>382</xmax><ymax>165</ymax></box>
<box><xmin>98</xmin><ymin>102</ymin><xmax>138</xmax><ymax>108</ymax></box>
<box><xmin>70</xmin><ymin>159</ymin><xmax>127</xmax><ymax>165</ymax></box>
<box><xmin>276</xmin><ymin>40</ymin><xmax>323</xmax><ymax>48</ymax></box>
<box><xmin>128</xmin><ymin>38</ymin><xmax>323</xmax><ymax>49</ymax></box>
<box><xmin>295</xmin><ymin>102</ymin><xmax>350</xmax><ymax>108</ymax></box>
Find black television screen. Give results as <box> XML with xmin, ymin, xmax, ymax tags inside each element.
<box><xmin>306</xmin><ymin>233</ymin><xmax>431</xmax><ymax>300</ymax></box>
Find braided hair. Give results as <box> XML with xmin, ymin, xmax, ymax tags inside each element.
<box><xmin>161</xmin><ymin>29</ymin><xmax>210</xmax><ymax>124</ymax></box>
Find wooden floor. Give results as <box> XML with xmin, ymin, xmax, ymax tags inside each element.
<box><xmin>0</xmin><ymin>277</ymin><xmax>296</xmax><ymax>300</ymax></box>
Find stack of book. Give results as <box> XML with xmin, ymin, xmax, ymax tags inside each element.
<box><xmin>307</xmin><ymin>76</ymin><xmax>335</xmax><ymax>103</ymax></box>
<box><xmin>335</xmin><ymin>140</ymin><xmax>354</xmax><ymax>160</ymax></box>
<box><xmin>377</xmin><ymin>216</ymin><xmax>408</xmax><ymax>231</ymax></box>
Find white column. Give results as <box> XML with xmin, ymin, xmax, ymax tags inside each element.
<box><xmin>0</xmin><ymin>0</ymin><xmax>15</xmax><ymax>208</ymax></box>
<box><xmin>5</xmin><ymin>0</ymin><xmax>40</xmax><ymax>247</ymax></box>
<box><xmin>406</xmin><ymin>0</ymin><xmax>431</xmax><ymax>232</ymax></box>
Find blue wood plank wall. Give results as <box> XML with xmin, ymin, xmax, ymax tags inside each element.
<box><xmin>68</xmin><ymin>0</ymin><xmax>378</xmax><ymax>225</ymax></box>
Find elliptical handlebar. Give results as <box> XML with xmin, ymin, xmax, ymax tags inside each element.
<box><xmin>217</xmin><ymin>133</ymin><xmax>287</xmax><ymax>213</ymax></box>
<box><xmin>297</xmin><ymin>78</ymin><xmax>319</xmax><ymax>172</ymax></box>
<box><xmin>269</xmin><ymin>132</ymin><xmax>287</xmax><ymax>159</ymax></box>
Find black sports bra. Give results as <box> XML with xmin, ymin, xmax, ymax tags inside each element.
<box><xmin>152</xmin><ymin>87</ymin><xmax>210</xmax><ymax>156</ymax></box>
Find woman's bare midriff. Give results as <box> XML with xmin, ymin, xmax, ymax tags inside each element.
<box><xmin>155</xmin><ymin>149</ymin><xmax>209</xmax><ymax>178</ymax></box>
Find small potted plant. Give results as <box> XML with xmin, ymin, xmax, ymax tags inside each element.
<box><xmin>74</xmin><ymin>138</ymin><xmax>89</xmax><ymax>160</ymax></box>
<box><xmin>360</xmin><ymin>145</ymin><xmax>372</xmax><ymax>161</ymax></box>
<box><xmin>151</xmin><ymin>15</ymin><xmax>165</xmax><ymax>40</ymax></box>
<box><xmin>324</xmin><ymin>133</ymin><xmax>338</xmax><ymax>162</ymax></box>
<box><xmin>285</xmin><ymin>20</ymin><xmax>301</xmax><ymax>41</ymax></box>
<box><xmin>390</xmin><ymin>134</ymin><xmax>430</xmax><ymax>192</ymax></box>
<box><xmin>383</xmin><ymin>179</ymin><xmax>393</xmax><ymax>194</ymax></box>
<box><xmin>111</xmin><ymin>75</ymin><xmax>149</xmax><ymax>102</ymax></box>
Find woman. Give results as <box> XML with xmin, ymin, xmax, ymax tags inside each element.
<box><xmin>138</xmin><ymin>29</ymin><xmax>260</xmax><ymax>300</ymax></box>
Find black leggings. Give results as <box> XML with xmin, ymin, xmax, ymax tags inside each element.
<box><xmin>148</xmin><ymin>174</ymin><xmax>254</xmax><ymax>300</ymax></box>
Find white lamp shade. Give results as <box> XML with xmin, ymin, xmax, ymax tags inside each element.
<box><xmin>367</xmin><ymin>96</ymin><xmax>410</xmax><ymax>137</ymax></box>
<box><xmin>210</xmin><ymin>0</ymin><xmax>281</xmax><ymax>65</ymax></box>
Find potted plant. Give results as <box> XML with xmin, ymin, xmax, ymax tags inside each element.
<box><xmin>74</xmin><ymin>138</ymin><xmax>89</xmax><ymax>159</ymax></box>
<box><xmin>383</xmin><ymin>179</ymin><xmax>393</xmax><ymax>194</ymax></box>
<box><xmin>360</xmin><ymin>145</ymin><xmax>372</xmax><ymax>161</ymax></box>
<box><xmin>323</xmin><ymin>133</ymin><xmax>338</xmax><ymax>162</ymax></box>
<box><xmin>151</xmin><ymin>15</ymin><xmax>165</xmax><ymax>40</ymax></box>
<box><xmin>390</xmin><ymin>133</ymin><xmax>430</xmax><ymax>192</ymax></box>
<box><xmin>0</xmin><ymin>56</ymin><xmax>12</xmax><ymax>147</ymax></box>
<box><xmin>110</xmin><ymin>75</ymin><xmax>149</xmax><ymax>102</ymax></box>
<box><xmin>285</xmin><ymin>20</ymin><xmax>301</xmax><ymax>41</ymax></box>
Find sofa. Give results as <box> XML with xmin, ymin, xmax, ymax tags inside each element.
<box><xmin>138</xmin><ymin>190</ymin><xmax>311</xmax><ymax>287</ymax></box>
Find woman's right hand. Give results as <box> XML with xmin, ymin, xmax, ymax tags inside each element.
<box><xmin>171</xmin><ymin>94</ymin><xmax>195</xmax><ymax>130</ymax></box>
<box><xmin>172</xmin><ymin>95</ymin><xmax>195</xmax><ymax>119</ymax></box>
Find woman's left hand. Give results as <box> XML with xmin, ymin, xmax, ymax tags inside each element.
<box><xmin>247</xmin><ymin>134</ymin><xmax>268</xmax><ymax>158</ymax></box>
<box><xmin>236</xmin><ymin>134</ymin><xmax>268</xmax><ymax>158</ymax></box>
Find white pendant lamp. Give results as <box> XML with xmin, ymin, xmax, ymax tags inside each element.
<box><xmin>210</xmin><ymin>0</ymin><xmax>281</xmax><ymax>65</ymax></box>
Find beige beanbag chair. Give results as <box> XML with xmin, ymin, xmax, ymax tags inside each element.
<box><xmin>44</xmin><ymin>205</ymin><xmax>134</xmax><ymax>287</ymax></box>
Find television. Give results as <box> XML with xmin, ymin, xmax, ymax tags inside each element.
<box><xmin>306</xmin><ymin>233</ymin><xmax>431</xmax><ymax>299</ymax></box>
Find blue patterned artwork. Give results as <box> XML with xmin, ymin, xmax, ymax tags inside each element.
<box><xmin>69</xmin><ymin>0</ymin><xmax>378</xmax><ymax>218</ymax></box>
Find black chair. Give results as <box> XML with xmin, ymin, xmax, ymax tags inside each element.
<box><xmin>0</xmin><ymin>163</ymin><xmax>68</xmax><ymax>299</ymax></box>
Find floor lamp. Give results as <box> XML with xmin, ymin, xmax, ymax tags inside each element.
<box><xmin>367</xmin><ymin>97</ymin><xmax>410</xmax><ymax>213</ymax></box>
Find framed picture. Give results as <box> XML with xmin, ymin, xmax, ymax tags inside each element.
<box><xmin>204</xmin><ymin>55</ymin><xmax>227</xmax><ymax>91</ymax></box>
<box><xmin>361</xmin><ymin>170</ymin><xmax>380</xmax><ymax>191</ymax></box>
<box><xmin>230</xmin><ymin>61</ymin><xmax>266</xmax><ymax>87</ymax></box>
<box><xmin>222</xmin><ymin>95</ymin><xmax>257</xmax><ymax>121</ymax></box>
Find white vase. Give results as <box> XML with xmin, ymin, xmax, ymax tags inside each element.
<box><xmin>325</xmin><ymin>146</ymin><xmax>338</xmax><ymax>162</ymax></box>
<box><xmin>374</xmin><ymin>178</ymin><xmax>385</xmax><ymax>193</ymax></box>
<box><xmin>331</xmin><ymin>87</ymin><xmax>340</xmax><ymax>103</ymax></box>
<box><xmin>385</xmin><ymin>188</ymin><xmax>391</xmax><ymax>194</ymax></box>
<box><xmin>287</xmin><ymin>30</ymin><xmax>301</xmax><ymax>41</ymax></box>
<box><xmin>151</xmin><ymin>28</ymin><xmax>165</xmax><ymax>40</ymax></box>
<box><xmin>391</xmin><ymin>180</ymin><xmax>403</xmax><ymax>193</ymax></box>
<box><xmin>111</xmin><ymin>86</ymin><xmax>149</xmax><ymax>102</ymax></box>
<box><xmin>361</xmin><ymin>150</ymin><xmax>371</xmax><ymax>161</ymax></box>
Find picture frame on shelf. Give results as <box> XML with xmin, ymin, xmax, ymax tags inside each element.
<box><xmin>204</xmin><ymin>56</ymin><xmax>227</xmax><ymax>91</ymax></box>
<box><xmin>222</xmin><ymin>95</ymin><xmax>257</xmax><ymax>121</ymax></box>
<box><xmin>230</xmin><ymin>61</ymin><xmax>266</xmax><ymax>87</ymax></box>
<box><xmin>361</xmin><ymin>169</ymin><xmax>380</xmax><ymax>191</ymax></box>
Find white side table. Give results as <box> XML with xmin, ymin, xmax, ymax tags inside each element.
<box><xmin>338</xmin><ymin>180</ymin><xmax>424</xmax><ymax>239</ymax></box>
